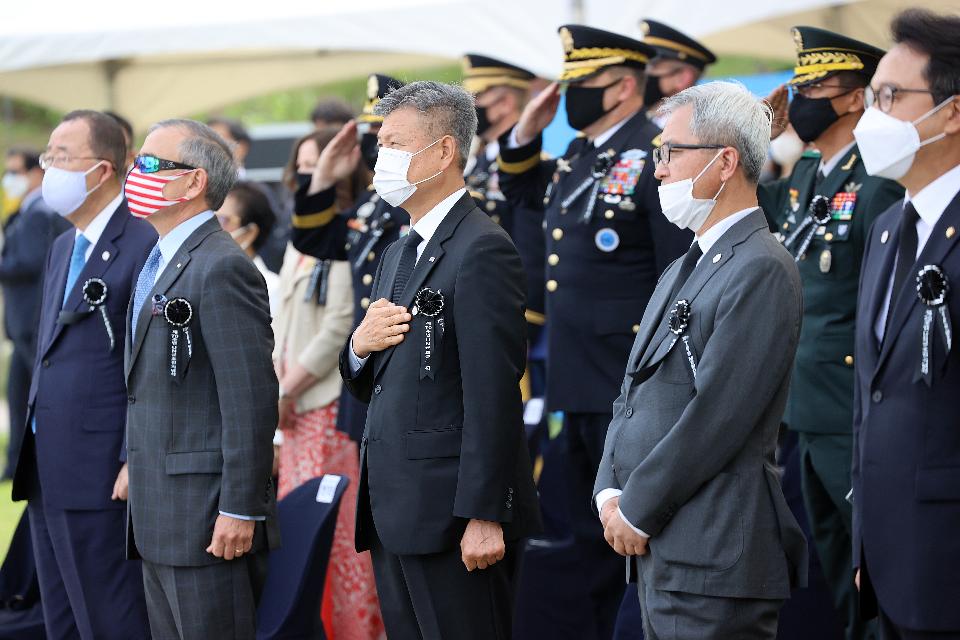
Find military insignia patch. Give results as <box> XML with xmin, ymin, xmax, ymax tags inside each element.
<box><xmin>599</xmin><ymin>149</ymin><xmax>647</xmax><ymax>196</ymax></box>
<box><xmin>789</xmin><ymin>188</ymin><xmax>800</xmax><ymax>212</ymax></box>
<box><xmin>831</xmin><ymin>191</ymin><xmax>857</xmax><ymax>220</ymax></box>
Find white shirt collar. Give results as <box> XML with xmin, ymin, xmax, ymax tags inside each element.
<box><xmin>411</xmin><ymin>188</ymin><xmax>466</xmax><ymax>261</ymax></box>
<box><xmin>592</xmin><ymin>115</ymin><xmax>632</xmax><ymax>148</ymax></box>
<box><xmin>906</xmin><ymin>162</ymin><xmax>960</xmax><ymax>229</ymax></box>
<box><xmin>695</xmin><ymin>207</ymin><xmax>758</xmax><ymax>261</ymax></box>
<box><xmin>157</xmin><ymin>211</ymin><xmax>215</xmax><ymax>273</ymax></box>
<box><xmin>819</xmin><ymin>140</ymin><xmax>857</xmax><ymax>177</ymax></box>
<box><xmin>76</xmin><ymin>192</ymin><xmax>123</xmax><ymax>250</ymax></box>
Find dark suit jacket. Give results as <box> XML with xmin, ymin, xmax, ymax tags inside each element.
<box><xmin>853</xmin><ymin>191</ymin><xmax>960</xmax><ymax>631</ymax></box>
<box><xmin>11</xmin><ymin>200</ymin><xmax>156</xmax><ymax>510</ymax></box>
<box><xmin>0</xmin><ymin>192</ymin><xmax>71</xmax><ymax>351</ymax></box>
<box><xmin>339</xmin><ymin>192</ymin><xmax>542</xmax><ymax>556</ymax></box>
<box><xmin>595</xmin><ymin>209</ymin><xmax>808</xmax><ymax>599</ymax></box>
<box><xmin>124</xmin><ymin>216</ymin><xmax>280</xmax><ymax>567</ymax></box>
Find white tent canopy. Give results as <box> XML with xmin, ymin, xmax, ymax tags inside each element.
<box><xmin>1</xmin><ymin>0</ymin><xmax>955</xmax><ymax>130</ymax></box>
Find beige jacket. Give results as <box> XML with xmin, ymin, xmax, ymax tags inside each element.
<box><xmin>272</xmin><ymin>244</ymin><xmax>354</xmax><ymax>413</ymax></box>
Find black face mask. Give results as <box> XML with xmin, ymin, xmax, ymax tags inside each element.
<box><xmin>296</xmin><ymin>172</ymin><xmax>313</xmax><ymax>190</ymax></box>
<box><xmin>789</xmin><ymin>93</ymin><xmax>846</xmax><ymax>143</ymax></box>
<box><xmin>475</xmin><ymin>105</ymin><xmax>492</xmax><ymax>138</ymax></box>
<box><xmin>644</xmin><ymin>76</ymin><xmax>666</xmax><ymax>107</ymax></box>
<box><xmin>565</xmin><ymin>78</ymin><xmax>623</xmax><ymax>131</ymax></box>
<box><xmin>359</xmin><ymin>132</ymin><xmax>380</xmax><ymax>172</ymax></box>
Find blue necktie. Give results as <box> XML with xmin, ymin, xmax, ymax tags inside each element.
<box><xmin>131</xmin><ymin>246</ymin><xmax>162</xmax><ymax>338</ymax></box>
<box><xmin>35</xmin><ymin>235</ymin><xmax>92</xmax><ymax>434</ymax></box>
<box><xmin>62</xmin><ymin>235</ymin><xmax>92</xmax><ymax>308</ymax></box>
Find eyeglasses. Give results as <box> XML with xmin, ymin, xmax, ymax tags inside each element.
<box><xmin>865</xmin><ymin>84</ymin><xmax>937</xmax><ymax>113</ymax></box>
<box><xmin>653</xmin><ymin>143</ymin><xmax>725</xmax><ymax>166</ymax></box>
<box><xmin>789</xmin><ymin>82</ymin><xmax>861</xmax><ymax>99</ymax></box>
<box><xmin>133</xmin><ymin>154</ymin><xmax>196</xmax><ymax>174</ymax></box>
<box><xmin>39</xmin><ymin>153</ymin><xmax>105</xmax><ymax>170</ymax></box>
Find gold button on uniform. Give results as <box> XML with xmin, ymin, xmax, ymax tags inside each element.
<box><xmin>361</xmin><ymin>297</ymin><xmax>370</xmax><ymax>309</ymax></box>
<box><xmin>552</xmin><ymin>228</ymin><xmax>563</xmax><ymax>241</ymax></box>
<box><xmin>782</xmin><ymin>222</ymin><xmax>789</xmax><ymax>230</ymax></box>
<box><xmin>367</xmin><ymin>251</ymin><xmax>376</xmax><ymax>262</ymax></box>
<box><xmin>362</xmin><ymin>274</ymin><xmax>373</xmax><ymax>286</ymax></box>
<box><xmin>605</xmin><ymin>210</ymin><xmax>615</xmax><ymax>220</ymax></box>
<box><xmin>824</xmin><ymin>232</ymin><xmax>834</xmax><ymax>241</ymax></box>
<box><xmin>548</xmin><ymin>254</ymin><xmax>560</xmax><ymax>266</ymax></box>
<box><xmin>546</xmin><ymin>280</ymin><xmax>558</xmax><ymax>292</ymax></box>
<box><xmin>844</xmin><ymin>355</ymin><xmax>854</xmax><ymax>366</ymax></box>
<box><xmin>632</xmin><ymin>324</ymin><xmax>641</xmax><ymax>334</ymax></box>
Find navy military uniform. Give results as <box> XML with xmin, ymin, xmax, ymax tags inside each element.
<box><xmin>290</xmin><ymin>73</ymin><xmax>409</xmax><ymax>443</ymax></box>
<box><xmin>758</xmin><ymin>27</ymin><xmax>903</xmax><ymax>640</ymax></box>
<box><xmin>462</xmin><ymin>53</ymin><xmax>547</xmax><ymax>398</ymax></box>
<box><xmin>498</xmin><ymin>25</ymin><xmax>691</xmax><ymax>640</ymax></box>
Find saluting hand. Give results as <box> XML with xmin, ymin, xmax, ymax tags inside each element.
<box><xmin>309</xmin><ymin>120</ymin><xmax>361</xmax><ymax>195</ymax></box>
<box><xmin>767</xmin><ymin>84</ymin><xmax>790</xmax><ymax>140</ymax></box>
<box><xmin>352</xmin><ymin>299</ymin><xmax>411</xmax><ymax>359</ymax></box>
<box><xmin>515</xmin><ymin>82</ymin><xmax>562</xmax><ymax>147</ymax></box>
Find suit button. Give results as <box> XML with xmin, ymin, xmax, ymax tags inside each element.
<box><xmin>42</xmin><ymin>359</ymin><xmax>50</xmax><ymax>368</ymax></box>
<box><xmin>871</xmin><ymin>390</ymin><xmax>883</xmax><ymax>403</ymax></box>
<box><xmin>505</xmin><ymin>501</ymin><xmax>512</xmax><ymax>509</ymax></box>
<box><xmin>374</xmin><ymin>385</ymin><xmax>382</xmax><ymax>395</ymax></box>
<box><xmin>844</xmin><ymin>355</ymin><xmax>854</xmax><ymax>366</ymax></box>
<box><xmin>625</xmin><ymin>407</ymin><xmax>633</xmax><ymax>418</ymax></box>
<box><xmin>128</xmin><ymin>395</ymin><xmax>136</xmax><ymax>404</ymax></box>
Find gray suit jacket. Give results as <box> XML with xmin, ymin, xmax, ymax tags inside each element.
<box><xmin>124</xmin><ymin>217</ymin><xmax>280</xmax><ymax>567</ymax></box>
<box><xmin>594</xmin><ymin>208</ymin><xmax>808</xmax><ymax>600</ymax></box>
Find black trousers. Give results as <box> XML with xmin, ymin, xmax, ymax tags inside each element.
<box><xmin>564</xmin><ymin>411</ymin><xmax>626</xmax><ymax>640</ymax></box>
<box><xmin>878</xmin><ymin>606</ymin><xmax>960</xmax><ymax>640</ymax></box>
<box><xmin>369</xmin><ymin>522</ymin><xmax>519</xmax><ymax>640</ymax></box>
<box><xmin>4</xmin><ymin>343</ymin><xmax>32</xmax><ymax>479</ymax></box>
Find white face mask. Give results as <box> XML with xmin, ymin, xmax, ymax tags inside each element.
<box><xmin>230</xmin><ymin>223</ymin><xmax>255</xmax><ymax>251</ymax></box>
<box><xmin>41</xmin><ymin>161</ymin><xmax>104</xmax><ymax>217</ymax></box>
<box><xmin>373</xmin><ymin>138</ymin><xmax>443</xmax><ymax>207</ymax></box>
<box><xmin>769</xmin><ymin>130</ymin><xmax>805</xmax><ymax>168</ymax></box>
<box><xmin>854</xmin><ymin>97</ymin><xmax>954</xmax><ymax>180</ymax></box>
<box><xmin>658</xmin><ymin>150</ymin><xmax>726</xmax><ymax>233</ymax></box>
<box><xmin>2</xmin><ymin>173</ymin><xmax>29</xmax><ymax>201</ymax></box>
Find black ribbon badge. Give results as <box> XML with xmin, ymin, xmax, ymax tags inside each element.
<box><xmin>915</xmin><ymin>265</ymin><xmax>952</xmax><ymax>386</ymax></box>
<box><xmin>163</xmin><ymin>297</ymin><xmax>194</xmax><ymax>381</ymax></box>
<box><xmin>413</xmin><ymin>287</ymin><xmax>445</xmax><ymax>380</ymax></box>
<box><xmin>667</xmin><ymin>299</ymin><xmax>698</xmax><ymax>378</ymax></box>
<box><xmin>783</xmin><ymin>195</ymin><xmax>832</xmax><ymax>261</ymax></box>
<box><xmin>82</xmin><ymin>277</ymin><xmax>115</xmax><ymax>350</ymax></box>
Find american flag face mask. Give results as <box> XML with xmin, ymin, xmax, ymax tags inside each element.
<box><xmin>124</xmin><ymin>167</ymin><xmax>195</xmax><ymax>218</ymax></box>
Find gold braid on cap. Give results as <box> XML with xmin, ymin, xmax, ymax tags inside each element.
<box><xmin>792</xmin><ymin>50</ymin><xmax>865</xmax><ymax>84</ymax></box>
<box><xmin>560</xmin><ymin>47</ymin><xmax>649</xmax><ymax>81</ymax></box>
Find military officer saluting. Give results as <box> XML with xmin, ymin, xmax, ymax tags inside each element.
<box><xmin>290</xmin><ymin>73</ymin><xmax>407</xmax><ymax>443</ymax></box>
<box><xmin>638</xmin><ymin>19</ymin><xmax>717</xmax><ymax>127</ymax></box>
<box><xmin>462</xmin><ymin>53</ymin><xmax>548</xmax><ymax>397</ymax></box>
<box><xmin>759</xmin><ymin>27</ymin><xmax>904</xmax><ymax>640</ymax></box>
<box><xmin>498</xmin><ymin>24</ymin><xmax>691</xmax><ymax>640</ymax></box>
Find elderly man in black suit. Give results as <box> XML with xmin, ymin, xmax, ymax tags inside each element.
<box><xmin>338</xmin><ymin>80</ymin><xmax>542</xmax><ymax>639</ymax></box>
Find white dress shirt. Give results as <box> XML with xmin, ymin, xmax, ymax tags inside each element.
<box><xmin>596</xmin><ymin>205</ymin><xmax>760</xmax><ymax>538</ymax></box>
<box><xmin>874</xmin><ymin>162</ymin><xmax>960</xmax><ymax>342</ymax></box>
<box><xmin>75</xmin><ymin>192</ymin><xmax>123</xmax><ymax>260</ymax></box>
<box><xmin>349</xmin><ymin>187</ymin><xmax>467</xmax><ymax>372</ymax></box>
<box><xmin>507</xmin><ymin>114</ymin><xmax>632</xmax><ymax>151</ymax></box>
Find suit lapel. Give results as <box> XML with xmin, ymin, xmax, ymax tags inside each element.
<box><xmin>862</xmin><ymin>204</ymin><xmax>902</xmax><ymax>360</ymax></box>
<box><xmin>125</xmin><ymin>217</ymin><xmax>220</xmax><ymax>379</ymax></box>
<box><xmin>373</xmin><ymin>193</ymin><xmax>474</xmax><ymax>380</ymax></box>
<box><xmin>875</xmin><ymin>191</ymin><xmax>960</xmax><ymax>376</ymax></box>
<box><xmin>637</xmin><ymin>209</ymin><xmax>767</xmax><ymax>370</ymax></box>
<box><xmin>40</xmin><ymin>236</ymin><xmax>72</xmax><ymax>356</ymax></box>
<box><xmin>627</xmin><ymin>260</ymin><xmax>682</xmax><ymax>373</ymax></box>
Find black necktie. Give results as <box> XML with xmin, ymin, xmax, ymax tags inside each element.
<box><xmin>814</xmin><ymin>168</ymin><xmax>826</xmax><ymax>191</ymax></box>
<box><xmin>667</xmin><ymin>241</ymin><xmax>704</xmax><ymax>303</ymax></box>
<box><xmin>391</xmin><ymin>230</ymin><xmax>423</xmax><ymax>304</ymax></box>
<box><xmin>886</xmin><ymin>202</ymin><xmax>920</xmax><ymax>337</ymax></box>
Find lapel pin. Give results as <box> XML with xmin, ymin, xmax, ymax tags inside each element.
<box><xmin>712</xmin><ymin>253</ymin><xmax>721</xmax><ymax>264</ymax></box>
<box><xmin>101</xmin><ymin>250</ymin><xmax>110</xmax><ymax>261</ymax></box>
<box><xmin>947</xmin><ymin>227</ymin><xmax>956</xmax><ymax>239</ymax></box>
<box><xmin>176</xmin><ymin>262</ymin><xmax>182</xmax><ymax>269</ymax></box>
<box><xmin>881</xmin><ymin>230</ymin><xmax>890</xmax><ymax>244</ymax></box>
<box><xmin>429</xmin><ymin>256</ymin><xmax>435</xmax><ymax>262</ymax></box>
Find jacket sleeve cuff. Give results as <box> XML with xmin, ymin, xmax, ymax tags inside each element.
<box><xmin>497</xmin><ymin>127</ymin><xmax>543</xmax><ymax>175</ymax></box>
<box><xmin>293</xmin><ymin>183</ymin><xmax>338</xmax><ymax>229</ymax></box>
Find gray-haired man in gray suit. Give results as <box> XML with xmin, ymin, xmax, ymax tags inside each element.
<box><xmin>594</xmin><ymin>81</ymin><xmax>808</xmax><ymax>639</ymax></box>
<box><xmin>123</xmin><ymin>119</ymin><xmax>279</xmax><ymax>640</ymax></box>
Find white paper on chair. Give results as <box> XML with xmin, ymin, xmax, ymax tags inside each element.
<box><xmin>316</xmin><ymin>475</ymin><xmax>342</xmax><ymax>504</ymax></box>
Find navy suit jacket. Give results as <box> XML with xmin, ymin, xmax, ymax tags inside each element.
<box><xmin>11</xmin><ymin>199</ymin><xmax>157</xmax><ymax>511</ymax></box>
<box><xmin>852</xmin><ymin>190</ymin><xmax>960</xmax><ymax>631</ymax></box>
<box><xmin>0</xmin><ymin>193</ymin><xmax>71</xmax><ymax>350</ymax></box>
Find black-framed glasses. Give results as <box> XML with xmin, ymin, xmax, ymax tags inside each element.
<box><xmin>789</xmin><ymin>82</ymin><xmax>861</xmax><ymax>99</ymax></box>
<box><xmin>38</xmin><ymin>153</ymin><xmax>105</xmax><ymax>170</ymax></box>
<box><xmin>653</xmin><ymin>143</ymin><xmax>725</xmax><ymax>166</ymax></box>
<box><xmin>133</xmin><ymin>154</ymin><xmax>196</xmax><ymax>174</ymax></box>
<box><xmin>865</xmin><ymin>84</ymin><xmax>937</xmax><ymax>113</ymax></box>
